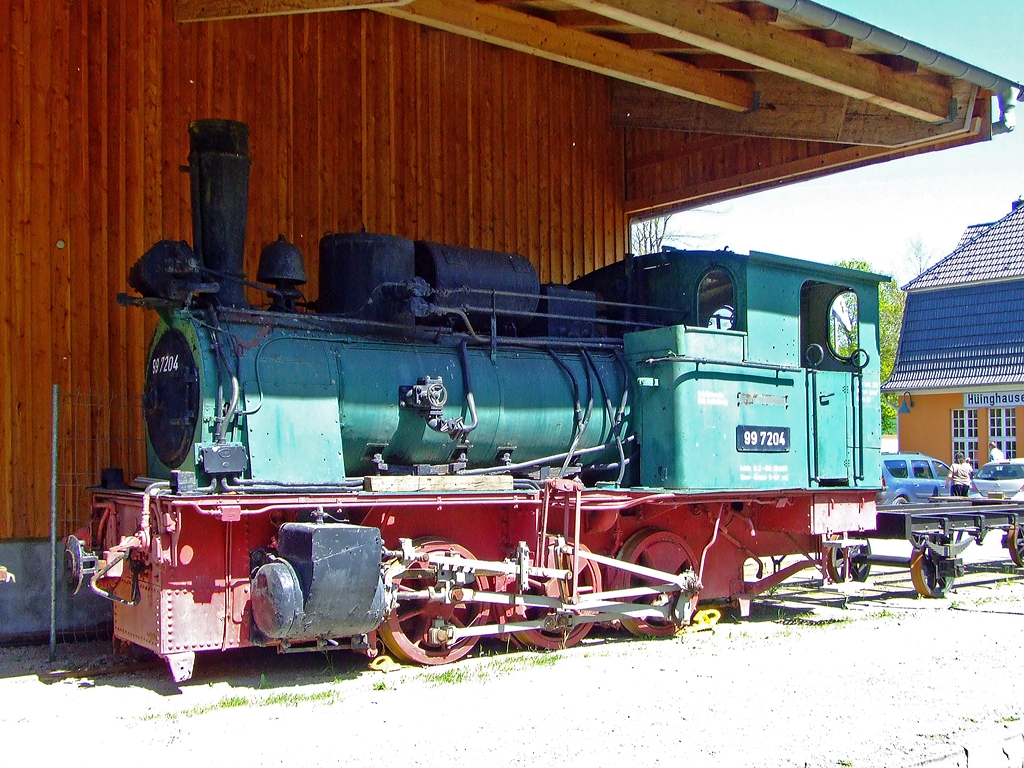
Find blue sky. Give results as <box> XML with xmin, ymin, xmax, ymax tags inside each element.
<box><xmin>663</xmin><ymin>0</ymin><xmax>1024</xmax><ymax>284</ymax></box>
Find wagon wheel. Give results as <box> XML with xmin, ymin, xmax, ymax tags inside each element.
<box><xmin>909</xmin><ymin>545</ymin><xmax>952</xmax><ymax>599</ymax></box>
<box><xmin>379</xmin><ymin>538</ymin><xmax>489</xmax><ymax>666</ymax></box>
<box><xmin>513</xmin><ymin>543</ymin><xmax>603</xmax><ymax>651</ymax></box>
<box><xmin>1007</xmin><ymin>525</ymin><xmax>1024</xmax><ymax>568</ymax></box>
<box><xmin>610</xmin><ymin>528</ymin><xmax>698</xmax><ymax>638</ymax></box>
<box><xmin>822</xmin><ymin>536</ymin><xmax>872</xmax><ymax>584</ymax></box>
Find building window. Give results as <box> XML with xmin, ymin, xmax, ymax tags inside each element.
<box><xmin>953</xmin><ymin>408</ymin><xmax>979</xmax><ymax>467</ymax></box>
<box><xmin>989</xmin><ymin>408</ymin><xmax>1017</xmax><ymax>459</ymax></box>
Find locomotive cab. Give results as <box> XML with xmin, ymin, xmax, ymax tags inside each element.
<box><xmin>585</xmin><ymin>248</ymin><xmax>885</xmax><ymax>493</ymax></box>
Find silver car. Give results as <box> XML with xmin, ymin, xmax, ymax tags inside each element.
<box><xmin>970</xmin><ymin>459</ymin><xmax>1024</xmax><ymax>499</ymax></box>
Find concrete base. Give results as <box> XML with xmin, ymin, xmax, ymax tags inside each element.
<box><xmin>0</xmin><ymin>538</ymin><xmax>112</xmax><ymax>644</ymax></box>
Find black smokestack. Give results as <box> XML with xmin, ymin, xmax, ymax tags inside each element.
<box><xmin>188</xmin><ymin>119</ymin><xmax>251</xmax><ymax>308</ymax></box>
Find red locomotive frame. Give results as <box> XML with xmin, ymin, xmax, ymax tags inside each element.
<box><xmin>78</xmin><ymin>479</ymin><xmax>874</xmax><ymax>682</ymax></box>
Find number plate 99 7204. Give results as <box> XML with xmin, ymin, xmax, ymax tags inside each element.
<box><xmin>736</xmin><ymin>425</ymin><xmax>790</xmax><ymax>453</ymax></box>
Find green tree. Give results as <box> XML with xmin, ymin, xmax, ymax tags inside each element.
<box><xmin>835</xmin><ymin>259</ymin><xmax>905</xmax><ymax>435</ymax></box>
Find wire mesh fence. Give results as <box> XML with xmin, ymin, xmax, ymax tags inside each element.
<box><xmin>56</xmin><ymin>390</ymin><xmax>147</xmax><ymax>541</ymax></box>
<box><xmin>52</xmin><ymin>389</ymin><xmax>147</xmax><ymax>644</ymax></box>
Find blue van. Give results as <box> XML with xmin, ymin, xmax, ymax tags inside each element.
<box><xmin>879</xmin><ymin>452</ymin><xmax>951</xmax><ymax>505</ymax></box>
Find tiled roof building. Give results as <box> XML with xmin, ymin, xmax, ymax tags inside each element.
<box><xmin>885</xmin><ymin>201</ymin><xmax>1024</xmax><ymax>466</ymax></box>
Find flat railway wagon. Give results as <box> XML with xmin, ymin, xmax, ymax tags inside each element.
<box><xmin>66</xmin><ymin>120</ymin><xmax>885</xmax><ymax>683</ymax></box>
<box><xmin>834</xmin><ymin>499</ymin><xmax>1024</xmax><ymax>598</ymax></box>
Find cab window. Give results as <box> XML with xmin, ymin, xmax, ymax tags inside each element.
<box><xmin>800</xmin><ymin>281</ymin><xmax>861</xmax><ymax>371</ymax></box>
<box><xmin>829</xmin><ymin>291</ymin><xmax>858</xmax><ymax>359</ymax></box>
<box><xmin>697</xmin><ymin>268</ymin><xmax>735</xmax><ymax>330</ymax></box>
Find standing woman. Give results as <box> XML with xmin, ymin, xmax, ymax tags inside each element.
<box><xmin>947</xmin><ymin>452</ymin><xmax>973</xmax><ymax>497</ymax></box>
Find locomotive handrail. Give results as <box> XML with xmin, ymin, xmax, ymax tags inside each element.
<box><xmin>217</xmin><ymin>307</ymin><xmax>633</xmax><ymax>351</ymax></box>
<box><xmin>638</xmin><ymin>354</ymin><xmax>803</xmax><ymax>375</ymax></box>
<box><xmin>447</xmin><ymin>302</ymin><xmax>665</xmax><ymax>330</ymax></box>
<box><xmin>435</xmin><ymin>285</ymin><xmax>689</xmax><ymax>317</ymax></box>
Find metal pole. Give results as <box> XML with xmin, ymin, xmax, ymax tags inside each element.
<box><xmin>49</xmin><ymin>384</ymin><xmax>59</xmax><ymax>662</ymax></box>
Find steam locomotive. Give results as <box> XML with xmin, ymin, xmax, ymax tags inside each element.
<box><xmin>66</xmin><ymin>120</ymin><xmax>884</xmax><ymax>683</ymax></box>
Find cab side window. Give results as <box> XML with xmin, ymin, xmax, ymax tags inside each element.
<box><xmin>800</xmin><ymin>281</ymin><xmax>862</xmax><ymax>371</ymax></box>
<box><xmin>697</xmin><ymin>268</ymin><xmax>736</xmax><ymax>330</ymax></box>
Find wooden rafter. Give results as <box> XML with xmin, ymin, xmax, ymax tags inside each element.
<box><xmin>612</xmin><ymin>77</ymin><xmax>980</xmax><ymax>147</ymax></box>
<box><xmin>545</xmin><ymin>9</ymin><xmax>636</xmax><ymax>32</ymax></box>
<box><xmin>623</xmin><ymin>34</ymin><xmax>700</xmax><ymax>52</ymax></box>
<box><xmin>174</xmin><ymin>0</ymin><xmax>411</xmax><ymax>22</ymax></box>
<box><xmin>379</xmin><ymin>0</ymin><xmax>757</xmax><ymax>111</ymax></box>
<box><xmin>558</xmin><ymin>0</ymin><xmax>954</xmax><ymax>122</ymax></box>
<box><xmin>625</xmin><ymin>118</ymin><xmax>986</xmax><ymax>215</ymax></box>
<box><xmin>174</xmin><ymin>0</ymin><xmax>959</xmax><ymax>123</ymax></box>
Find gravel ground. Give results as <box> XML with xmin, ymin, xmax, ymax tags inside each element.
<box><xmin>2</xmin><ymin>536</ymin><xmax>1023</xmax><ymax>768</ymax></box>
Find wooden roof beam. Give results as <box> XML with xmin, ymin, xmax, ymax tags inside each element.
<box><xmin>380</xmin><ymin>0</ymin><xmax>757</xmax><ymax>111</ymax></box>
<box><xmin>676</xmin><ymin>53</ymin><xmax>760</xmax><ymax>72</ymax></box>
<box><xmin>174</xmin><ymin>0</ymin><xmax>412</xmax><ymax>22</ymax></box>
<box><xmin>717</xmin><ymin>2</ymin><xmax>778</xmax><ymax>23</ymax></box>
<box><xmin>793</xmin><ymin>28</ymin><xmax>853</xmax><ymax>50</ymax></box>
<box><xmin>559</xmin><ymin>0</ymin><xmax>954</xmax><ymax>122</ymax></box>
<box><xmin>612</xmin><ymin>76</ymin><xmax>979</xmax><ymax>147</ymax></box>
<box><xmin>623</xmin><ymin>33</ymin><xmax>701</xmax><ymax>52</ymax></box>
<box><xmin>545</xmin><ymin>9</ymin><xmax>638</xmax><ymax>33</ymax></box>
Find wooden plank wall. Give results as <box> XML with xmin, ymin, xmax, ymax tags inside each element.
<box><xmin>0</xmin><ymin>0</ymin><xmax>627</xmax><ymax>539</ymax></box>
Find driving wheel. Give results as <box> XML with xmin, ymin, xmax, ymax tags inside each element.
<box><xmin>512</xmin><ymin>543</ymin><xmax>603</xmax><ymax>651</ymax></box>
<box><xmin>611</xmin><ymin>528</ymin><xmax>698</xmax><ymax>637</ymax></box>
<box><xmin>379</xmin><ymin>538</ymin><xmax>489</xmax><ymax>665</ymax></box>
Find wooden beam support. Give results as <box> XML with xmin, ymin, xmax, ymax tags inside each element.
<box><xmin>548</xmin><ymin>9</ymin><xmax>636</xmax><ymax>32</ymax></box>
<box><xmin>625</xmin><ymin>117</ymin><xmax>986</xmax><ymax>215</ymax></box>
<box><xmin>612</xmin><ymin>76</ymin><xmax>978</xmax><ymax>147</ymax></box>
<box><xmin>560</xmin><ymin>0</ymin><xmax>954</xmax><ymax>122</ymax></box>
<box><xmin>624</xmin><ymin>33</ymin><xmax>700</xmax><ymax>52</ymax></box>
<box><xmin>381</xmin><ymin>0</ymin><xmax>756</xmax><ymax>111</ymax></box>
<box><xmin>719</xmin><ymin>1</ymin><xmax>778</xmax><ymax>23</ymax></box>
<box><xmin>174</xmin><ymin>0</ymin><xmax>411</xmax><ymax>22</ymax></box>
<box><xmin>793</xmin><ymin>28</ymin><xmax>852</xmax><ymax>50</ymax></box>
<box><xmin>677</xmin><ymin>53</ymin><xmax>760</xmax><ymax>72</ymax></box>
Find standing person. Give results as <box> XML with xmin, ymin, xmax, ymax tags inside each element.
<box><xmin>989</xmin><ymin>441</ymin><xmax>1005</xmax><ymax>462</ymax></box>
<box><xmin>947</xmin><ymin>452</ymin><xmax>973</xmax><ymax>497</ymax></box>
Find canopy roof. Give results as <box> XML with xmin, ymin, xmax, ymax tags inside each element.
<box><xmin>174</xmin><ymin>1</ymin><xmax>1022</xmax><ymax>215</ymax></box>
<box><xmin>177</xmin><ymin>0</ymin><xmax>1022</xmax><ymax>127</ymax></box>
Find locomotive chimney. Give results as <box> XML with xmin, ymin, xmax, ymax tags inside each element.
<box><xmin>187</xmin><ymin>119</ymin><xmax>251</xmax><ymax>308</ymax></box>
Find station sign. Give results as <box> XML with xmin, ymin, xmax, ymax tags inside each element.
<box><xmin>963</xmin><ymin>390</ymin><xmax>1024</xmax><ymax>408</ymax></box>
